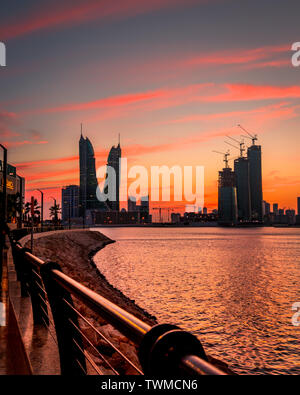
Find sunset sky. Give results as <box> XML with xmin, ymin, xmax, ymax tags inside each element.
<box><xmin>1</xmin><ymin>0</ymin><xmax>300</xmax><ymax>217</ymax></box>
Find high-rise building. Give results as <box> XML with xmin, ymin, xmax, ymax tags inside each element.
<box><xmin>234</xmin><ymin>157</ymin><xmax>251</xmax><ymax>221</ymax></box>
<box><xmin>140</xmin><ymin>196</ymin><xmax>149</xmax><ymax>214</ymax></box>
<box><xmin>79</xmin><ymin>127</ymin><xmax>103</xmax><ymax>216</ymax></box>
<box><xmin>263</xmin><ymin>201</ymin><xmax>271</xmax><ymax>216</ymax></box>
<box><xmin>128</xmin><ymin>196</ymin><xmax>137</xmax><ymax>212</ymax></box>
<box><xmin>105</xmin><ymin>139</ymin><xmax>121</xmax><ymax>211</ymax></box>
<box><xmin>286</xmin><ymin>209</ymin><xmax>296</xmax><ymax>225</ymax></box>
<box><xmin>128</xmin><ymin>195</ymin><xmax>149</xmax><ymax>214</ymax></box>
<box><xmin>62</xmin><ymin>185</ymin><xmax>79</xmax><ymax>222</ymax></box>
<box><xmin>247</xmin><ymin>144</ymin><xmax>263</xmax><ymax>221</ymax></box>
<box><xmin>218</xmin><ymin>166</ymin><xmax>238</xmax><ymax>225</ymax></box>
<box><xmin>273</xmin><ymin>203</ymin><xmax>279</xmax><ymax>215</ymax></box>
<box><xmin>297</xmin><ymin>197</ymin><xmax>300</xmax><ymax>215</ymax></box>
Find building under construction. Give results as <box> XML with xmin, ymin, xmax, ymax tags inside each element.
<box><xmin>234</xmin><ymin>156</ymin><xmax>251</xmax><ymax>221</ymax></box>
<box><xmin>215</xmin><ymin>151</ymin><xmax>238</xmax><ymax>225</ymax></box>
<box><xmin>216</xmin><ymin>126</ymin><xmax>263</xmax><ymax>225</ymax></box>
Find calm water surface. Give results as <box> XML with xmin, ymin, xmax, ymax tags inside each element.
<box><xmin>94</xmin><ymin>227</ymin><xmax>300</xmax><ymax>375</ymax></box>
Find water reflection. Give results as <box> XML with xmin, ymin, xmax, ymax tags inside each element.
<box><xmin>94</xmin><ymin>227</ymin><xmax>300</xmax><ymax>374</ymax></box>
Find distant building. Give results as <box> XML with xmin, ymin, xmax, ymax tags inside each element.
<box><xmin>128</xmin><ymin>196</ymin><xmax>137</xmax><ymax>212</ymax></box>
<box><xmin>286</xmin><ymin>209</ymin><xmax>296</xmax><ymax>225</ymax></box>
<box><xmin>298</xmin><ymin>197</ymin><xmax>300</xmax><ymax>215</ymax></box>
<box><xmin>128</xmin><ymin>196</ymin><xmax>149</xmax><ymax>214</ymax></box>
<box><xmin>140</xmin><ymin>196</ymin><xmax>150</xmax><ymax>214</ymax></box>
<box><xmin>171</xmin><ymin>213</ymin><xmax>181</xmax><ymax>223</ymax></box>
<box><xmin>278</xmin><ymin>208</ymin><xmax>284</xmax><ymax>216</ymax></box>
<box><xmin>263</xmin><ymin>201</ymin><xmax>271</xmax><ymax>216</ymax></box>
<box><xmin>247</xmin><ymin>144</ymin><xmax>263</xmax><ymax>221</ymax></box>
<box><xmin>0</xmin><ymin>160</ymin><xmax>25</xmax><ymax>224</ymax></box>
<box><xmin>203</xmin><ymin>207</ymin><xmax>208</xmax><ymax>214</ymax></box>
<box><xmin>273</xmin><ymin>203</ymin><xmax>279</xmax><ymax>215</ymax></box>
<box><xmin>234</xmin><ymin>157</ymin><xmax>251</xmax><ymax>221</ymax></box>
<box><xmin>105</xmin><ymin>139</ymin><xmax>121</xmax><ymax>212</ymax></box>
<box><xmin>94</xmin><ymin>210</ymin><xmax>151</xmax><ymax>225</ymax></box>
<box><xmin>62</xmin><ymin>185</ymin><xmax>79</xmax><ymax>223</ymax></box>
<box><xmin>79</xmin><ymin>127</ymin><xmax>104</xmax><ymax>216</ymax></box>
<box><xmin>218</xmin><ymin>166</ymin><xmax>238</xmax><ymax>225</ymax></box>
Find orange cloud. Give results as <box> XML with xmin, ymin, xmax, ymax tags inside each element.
<box><xmin>164</xmin><ymin>102</ymin><xmax>300</xmax><ymax>124</ymax></box>
<box><xmin>204</xmin><ymin>84</ymin><xmax>300</xmax><ymax>102</ymax></box>
<box><xmin>25</xmin><ymin>83</ymin><xmax>300</xmax><ymax>123</ymax></box>
<box><xmin>2</xmin><ymin>140</ymin><xmax>48</xmax><ymax>149</ymax></box>
<box><xmin>28</xmin><ymin>83</ymin><xmax>213</xmax><ymax>115</ymax></box>
<box><xmin>0</xmin><ymin>0</ymin><xmax>200</xmax><ymax>41</ymax></box>
<box><xmin>181</xmin><ymin>44</ymin><xmax>289</xmax><ymax>68</ymax></box>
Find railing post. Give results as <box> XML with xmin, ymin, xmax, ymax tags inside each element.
<box><xmin>11</xmin><ymin>243</ymin><xmax>48</xmax><ymax>325</ymax></box>
<box><xmin>40</xmin><ymin>261</ymin><xmax>87</xmax><ymax>375</ymax></box>
<box><xmin>138</xmin><ymin>323</ymin><xmax>208</xmax><ymax>375</ymax></box>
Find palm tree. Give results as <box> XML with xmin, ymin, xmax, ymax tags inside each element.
<box><xmin>24</xmin><ymin>199</ymin><xmax>40</xmax><ymax>225</ymax></box>
<box><xmin>49</xmin><ymin>203</ymin><xmax>61</xmax><ymax>225</ymax></box>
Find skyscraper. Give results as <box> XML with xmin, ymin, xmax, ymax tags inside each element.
<box><xmin>62</xmin><ymin>185</ymin><xmax>79</xmax><ymax>222</ymax></box>
<box><xmin>273</xmin><ymin>203</ymin><xmax>279</xmax><ymax>215</ymax></box>
<box><xmin>234</xmin><ymin>157</ymin><xmax>251</xmax><ymax>221</ymax></box>
<box><xmin>79</xmin><ymin>126</ymin><xmax>102</xmax><ymax>216</ymax></box>
<box><xmin>297</xmin><ymin>197</ymin><xmax>300</xmax><ymax>215</ymax></box>
<box><xmin>218</xmin><ymin>166</ymin><xmax>238</xmax><ymax>225</ymax></box>
<box><xmin>105</xmin><ymin>138</ymin><xmax>121</xmax><ymax>211</ymax></box>
<box><xmin>248</xmin><ymin>144</ymin><xmax>263</xmax><ymax>221</ymax></box>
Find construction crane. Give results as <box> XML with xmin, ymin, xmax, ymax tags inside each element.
<box><xmin>225</xmin><ymin>135</ymin><xmax>245</xmax><ymax>157</ymax></box>
<box><xmin>238</xmin><ymin>124</ymin><xmax>258</xmax><ymax>145</ymax></box>
<box><xmin>212</xmin><ymin>150</ymin><xmax>230</xmax><ymax>168</ymax></box>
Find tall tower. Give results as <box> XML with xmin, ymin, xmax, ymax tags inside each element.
<box><xmin>62</xmin><ymin>185</ymin><xmax>79</xmax><ymax>222</ymax></box>
<box><xmin>218</xmin><ymin>166</ymin><xmax>238</xmax><ymax>225</ymax></box>
<box><xmin>79</xmin><ymin>125</ymin><xmax>101</xmax><ymax>216</ymax></box>
<box><xmin>234</xmin><ymin>157</ymin><xmax>251</xmax><ymax>221</ymax></box>
<box><xmin>105</xmin><ymin>138</ymin><xmax>121</xmax><ymax>212</ymax></box>
<box><xmin>247</xmin><ymin>144</ymin><xmax>263</xmax><ymax>221</ymax></box>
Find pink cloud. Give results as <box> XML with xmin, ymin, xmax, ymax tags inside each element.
<box><xmin>0</xmin><ymin>0</ymin><xmax>201</xmax><ymax>41</ymax></box>
<box><xmin>163</xmin><ymin>102</ymin><xmax>300</xmax><ymax>124</ymax></box>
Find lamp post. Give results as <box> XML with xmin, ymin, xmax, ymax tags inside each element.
<box><xmin>50</xmin><ymin>196</ymin><xmax>57</xmax><ymax>228</ymax></box>
<box><xmin>0</xmin><ymin>144</ymin><xmax>7</xmax><ymax>224</ymax></box>
<box><xmin>36</xmin><ymin>189</ymin><xmax>44</xmax><ymax>232</ymax></box>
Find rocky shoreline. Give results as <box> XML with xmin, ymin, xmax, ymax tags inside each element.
<box><xmin>23</xmin><ymin>229</ymin><xmax>234</xmax><ymax>375</ymax></box>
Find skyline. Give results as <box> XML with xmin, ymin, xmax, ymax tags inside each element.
<box><xmin>1</xmin><ymin>0</ymin><xmax>300</xmax><ymax>215</ymax></box>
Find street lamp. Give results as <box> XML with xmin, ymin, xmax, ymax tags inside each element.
<box><xmin>16</xmin><ymin>175</ymin><xmax>24</xmax><ymax>229</ymax></box>
<box><xmin>0</xmin><ymin>144</ymin><xmax>7</xmax><ymax>224</ymax></box>
<box><xmin>36</xmin><ymin>189</ymin><xmax>44</xmax><ymax>231</ymax></box>
<box><xmin>50</xmin><ymin>196</ymin><xmax>57</xmax><ymax>227</ymax></box>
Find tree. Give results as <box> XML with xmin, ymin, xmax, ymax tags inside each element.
<box><xmin>24</xmin><ymin>199</ymin><xmax>40</xmax><ymax>225</ymax></box>
<box><xmin>49</xmin><ymin>203</ymin><xmax>61</xmax><ymax>224</ymax></box>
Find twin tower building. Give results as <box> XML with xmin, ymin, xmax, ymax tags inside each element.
<box><xmin>79</xmin><ymin>127</ymin><xmax>121</xmax><ymax>218</ymax></box>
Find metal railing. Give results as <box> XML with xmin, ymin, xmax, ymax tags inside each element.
<box><xmin>8</xmin><ymin>231</ymin><xmax>227</xmax><ymax>376</ymax></box>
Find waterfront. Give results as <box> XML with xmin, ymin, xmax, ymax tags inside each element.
<box><xmin>94</xmin><ymin>227</ymin><xmax>300</xmax><ymax>375</ymax></box>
